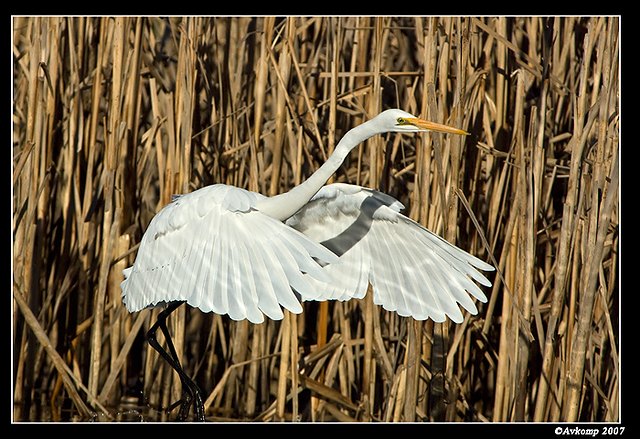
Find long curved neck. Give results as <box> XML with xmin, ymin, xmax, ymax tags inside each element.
<box><xmin>255</xmin><ymin>119</ymin><xmax>382</xmax><ymax>221</ymax></box>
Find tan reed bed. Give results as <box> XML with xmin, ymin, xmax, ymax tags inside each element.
<box><xmin>13</xmin><ymin>16</ymin><xmax>619</xmax><ymax>422</ymax></box>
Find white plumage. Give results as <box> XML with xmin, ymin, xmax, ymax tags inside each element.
<box><xmin>286</xmin><ymin>183</ymin><xmax>492</xmax><ymax>323</ymax></box>
<box><xmin>121</xmin><ymin>109</ymin><xmax>494</xmax><ymax>325</ymax></box>
<box><xmin>121</xmin><ymin>185</ymin><xmax>340</xmax><ymax>323</ymax></box>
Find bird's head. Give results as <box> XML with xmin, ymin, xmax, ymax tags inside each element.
<box><xmin>373</xmin><ymin>109</ymin><xmax>469</xmax><ymax>136</ymax></box>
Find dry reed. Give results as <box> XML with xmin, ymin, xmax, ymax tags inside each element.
<box><xmin>12</xmin><ymin>16</ymin><xmax>619</xmax><ymax>422</ymax></box>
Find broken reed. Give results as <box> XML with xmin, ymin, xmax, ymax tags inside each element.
<box><xmin>12</xmin><ymin>17</ymin><xmax>619</xmax><ymax>422</ymax></box>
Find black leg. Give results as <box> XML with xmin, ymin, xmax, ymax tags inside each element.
<box><xmin>154</xmin><ymin>303</ymin><xmax>202</xmax><ymax>420</ymax></box>
<box><xmin>146</xmin><ymin>301</ymin><xmax>205</xmax><ymax>421</ymax></box>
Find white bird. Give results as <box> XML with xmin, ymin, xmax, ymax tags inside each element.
<box><xmin>120</xmin><ymin>109</ymin><xmax>494</xmax><ymax>421</ymax></box>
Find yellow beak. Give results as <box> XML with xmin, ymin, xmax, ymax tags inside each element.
<box><xmin>408</xmin><ymin>118</ymin><xmax>469</xmax><ymax>136</ymax></box>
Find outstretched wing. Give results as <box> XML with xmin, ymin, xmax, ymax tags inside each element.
<box><xmin>121</xmin><ymin>184</ymin><xmax>339</xmax><ymax>324</ymax></box>
<box><xmin>286</xmin><ymin>183</ymin><xmax>494</xmax><ymax>323</ymax></box>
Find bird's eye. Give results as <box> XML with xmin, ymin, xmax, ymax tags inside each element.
<box><xmin>396</xmin><ymin>117</ymin><xmax>406</xmax><ymax>125</ymax></box>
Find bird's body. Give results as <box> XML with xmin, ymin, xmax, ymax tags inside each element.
<box><xmin>120</xmin><ymin>109</ymin><xmax>494</xmax><ymax>421</ymax></box>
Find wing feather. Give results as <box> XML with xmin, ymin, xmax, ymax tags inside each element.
<box><xmin>286</xmin><ymin>183</ymin><xmax>494</xmax><ymax>323</ymax></box>
<box><xmin>121</xmin><ymin>184</ymin><xmax>338</xmax><ymax>323</ymax></box>
<box><xmin>246</xmin><ymin>243</ymin><xmax>284</xmax><ymax>320</ymax></box>
<box><xmin>296</xmin><ymin>233</ymin><xmax>370</xmax><ymax>302</ymax></box>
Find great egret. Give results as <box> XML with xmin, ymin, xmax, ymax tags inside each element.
<box><xmin>120</xmin><ymin>109</ymin><xmax>494</xmax><ymax>421</ymax></box>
